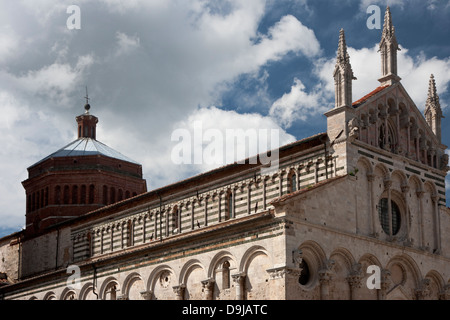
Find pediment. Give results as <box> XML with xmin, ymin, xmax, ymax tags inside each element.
<box><xmin>349</xmin><ymin>82</ymin><xmax>446</xmax><ymax>169</ymax></box>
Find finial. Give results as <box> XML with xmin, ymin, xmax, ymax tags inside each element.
<box><xmin>427</xmin><ymin>74</ymin><xmax>440</xmax><ymax>108</ymax></box>
<box><xmin>84</xmin><ymin>86</ymin><xmax>91</xmax><ymax>114</ymax></box>
<box><xmin>337</xmin><ymin>28</ymin><xmax>349</xmax><ymax>65</ymax></box>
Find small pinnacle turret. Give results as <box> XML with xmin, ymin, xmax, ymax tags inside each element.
<box><xmin>333</xmin><ymin>28</ymin><xmax>356</xmax><ymax>109</ymax></box>
<box><xmin>378</xmin><ymin>6</ymin><xmax>401</xmax><ymax>85</ymax></box>
<box><xmin>424</xmin><ymin>74</ymin><xmax>444</xmax><ymax>142</ymax></box>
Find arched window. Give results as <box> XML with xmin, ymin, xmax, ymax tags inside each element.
<box><xmin>289</xmin><ymin>172</ymin><xmax>297</xmax><ymax>193</ymax></box>
<box><xmin>103</xmin><ymin>185</ymin><xmax>108</xmax><ymax>205</ymax></box>
<box><xmin>80</xmin><ymin>185</ymin><xmax>87</xmax><ymax>204</ymax></box>
<box><xmin>45</xmin><ymin>187</ymin><xmax>49</xmax><ymax>207</ymax></box>
<box><xmin>63</xmin><ymin>186</ymin><xmax>70</xmax><ymax>204</ymax></box>
<box><xmin>172</xmin><ymin>207</ymin><xmax>179</xmax><ymax>232</ymax></box>
<box><xmin>222</xmin><ymin>261</ymin><xmax>231</xmax><ymax>289</ymax></box>
<box><xmin>118</xmin><ymin>189</ymin><xmax>123</xmax><ymax>201</ymax></box>
<box><xmin>378</xmin><ymin>198</ymin><xmax>401</xmax><ymax>236</ymax></box>
<box><xmin>72</xmin><ymin>185</ymin><xmax>78</xmax><ymax>204</ymax></box>
<box><xmin>55</xmin><ymin>186</ymin><xmax>61</xmax><ymax>205</ymax></box>
<box><xmin>298</xmin><ymin>259</ymin><xmax>311</xmax><ymax>286</ymax></box>
<box><xmin>226</xmin><ymin>190</ymin><xmax>234</xmax><ymax>220</ymax></box>
<box><xmin>89</xmin><ymin>184</ymin><xmax>95</xmax><ymax>204</ymax></box>
<box><xmin>110</xmin><ymin>187</ymin><xmax>116</xmax><ymax>204</ymax></box>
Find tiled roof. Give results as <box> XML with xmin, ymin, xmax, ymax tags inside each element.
<box><xmin>30</xmin><ymin>137</ymin><xmax>140</xmax><ymax>168</ymax></box>
<box><xmin>352</xmin><ymin>85</ymin><xmax>390</xmax><ymax>108</ymax></box>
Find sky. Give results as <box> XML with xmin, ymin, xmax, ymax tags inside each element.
<box><xmin>0</xmin><ymin>0</ymin><xmax>449</xmax><ymax>237</ymax></box>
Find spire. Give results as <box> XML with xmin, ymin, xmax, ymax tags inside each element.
<box><xmin>333</xmin><ymin>29</ymin><xmax>356</xmax><ymax>108</ymax></box>
<box><xmin>84</xmin><ymin>86</ymin><xmax>91</xmax><ymax>114</ymax></box>
<box><xmin>76</xmin><ymin>88</ymin><xmax>98</xmax><ymax>139</ymax></box>
<box><xmin>424</xmin><ymin>74</ymin><xmax>444</xmax><ymax>142</ymax></box>
<box><xmin>378</xmin><ymin>6</ymin><xmax>401</xmax><ymax>85</ymax></box>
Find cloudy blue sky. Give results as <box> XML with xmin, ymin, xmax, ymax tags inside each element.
<box><xmin>0</xmin><ymin>0</ymin><xmax>449</xmax><ymax>237</ymax></box>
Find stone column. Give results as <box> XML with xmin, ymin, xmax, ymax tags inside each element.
<box><xmin>318</xmin><ymin>259</ymin><xmax>335</xmax><ymax>300</ymax></box>
<box><xmin>201</xmin><ymin>278</ymin><xmax>215</xmax><ymax>300</ymax></box>
<box><xmin>173</xmin><ymin>284</ymin><xmax>186</xmax><ymax>300</ymax></box>
<box><xmin>416</xmin><ymin>190</ymin><xmax>425</xmax><ymax>249</ymax></box>
<box><xmin>431</xmin><ymin>194</ymin><xmax>441</xmax><ymax>254</ymax></box>
<box><xmin>415</xmin><ymin>279</ymin><xmax>431</xmax><ymax>300</ymax></box>
<box><xmin>367</xmin><ymin>173</ymin><xmax>376</xmax><ymax>237</ymax></box>
<box><xmin>401</xmin><ymin>184</ymin><xmax>412</xmax><ymax>245</ymax></box>
<box><xmin>378</xmin><ymin>269</ymin><xmax>391</xmax><ymax>300</ymax></box>
<box><xmin>384</xmin><ymin>179</ymin><xmax>393</xmax><ymax>238</ymax></box>
<box><xmin>262</xmin><ymin>177</ymin><xmax>267</xmax><ymax>210</ymax></box>
<box><xmin>140</xmin><ymin>290</ymin><xmax>153</xmax><ymax>300</ymax></box>
<box><xmin>232</xmin><ymin>273</ymin><xmax>246</xmax><ymax>300</ymax></box>
<box><xmin>346</xmin><ymin>264</ymin><xmax>362</xmax><ymax>300</ymax></box>
<box><xmin>247</xmin><ymin>182</ymin><xmax>252</xmax><ymax>215</ymax></box>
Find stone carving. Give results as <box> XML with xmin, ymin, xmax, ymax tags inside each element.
<box><xmin>347</xmin><ymin>117</ymin><xmax>360</xmax><ymax>141</ymax></box>
<box><xmin>441</xmin><ymin>153</ymin><xmax>449</xmax><ymax>171</ymax></box>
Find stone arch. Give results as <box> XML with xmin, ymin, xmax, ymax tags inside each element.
<box><xmin>180</xmin><ymin>259</ymin><xmax>207</xmax><ymax>300</ymax></box>
<box><xmin>239</xmin><ymin>245</ymin><xmax>269</xmax><ymax>274</ymax></box>
<box><xmin>79</xmin><ymin>282</ymin><xmax>97</xmax><ymax>300</ymax></box>
<box><xmin>148</xmin><ymin>265</ymin><xmax>176</xmax><ymax>300</ymax></box>
<box><xmin>208</xmin><ymin>250</ymin><xmax>237</xmax><ymax>279</ymax></box>
<box><xmin>99</xmin><ymin>276</ymin><xmax>120</xmax><ymax>300</ymax></box>
<box><xmin>386</xmin><ymin>254</ymin><xmax>422</xmax><ymax>298</ymax></box>
<box><xmin>424</xmin><ymin>270</ymin><xmax>445</xmax><ymax>300</ymax></box>
<box><xmin>356</xmin><ymin>156</ymin><xmax>373</xmax><ymax>175</ymax></box>
<box><xmin>209</xmin><ymin>251</ymin><xmax>238</xmax><ymax>299</ymax></box>
<box><xmin>296</xmin><ymin>240</ymin><xmax>327</xmax><ymax>293</ymax></box>
<box><xmin>43</xmin><ymin>291</ymin><xmax>57</xmax><ymax>300</ymax></box>
<box><xmin>239</xmin><ymin>245</ymin><xmax>270</xmax><ymax>300</ymax></box>
<box><xmin>60</xmin><ymin>287</ymin><xmax>77</xmax><ymax>300</ymax></box>
<box><xmin>122</xmin><ymin>271</ymin><xmax>145</xmax><ymax>300</ymax></box>
<box><xmin>329</xmin><ymin>247</ymin><xmax>356</xmax><ymax>300</ymax></box>
<box><xmin>391</xmin><ymin>170</ymin><xmax>407</xmax><ymax>190</ymax></box>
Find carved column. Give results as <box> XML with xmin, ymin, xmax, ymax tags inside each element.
<box><xmin>346</xmin><ymin>264</ymin><xmax>362</xmax><ymax>300</ymax></box>
<box><xmin>318</xmin><ymin>259</ymin><xmax>335</xmax><ymax>300</ymax></box>
<box><xmin>384</xmin><ymin>179</ymin><xmax>393</xmax><ymax>238</ymax></box>
<box><xmin>367</xmin><ymin>173</ymin><xmax>376</xmax><ymax>237</ymax></box>
<box><xmin>378</xmin><ymin>269</ymin><xmax>391</xmax><ymax>300</ymax></box>
<box><xmin>431</xmin><ymin>194</ymin><xmax>441</xmax><ymax>254</ymax></box>
<box><xmin>401</xmin><ymin>184</ymin><xmax>412</xmax><ymax>245</ymax></box>
<box><xmin>173</xmin><ymin>284</ymin><xmax>186</xmax><ymax>300</ymax></box>
<box><xmin>140</xmin><ymin>290</ymin><xmax>153</xmax><ymax>300</ymax></box>
<box><xmin>416</xmin><ymin>190</ymin><xmax>425</xmax><ymax>249</ymax></box>
<box><xmin>415</xmin><ymin>279</ymin><xmax>431</xmax><ymax>300</ymax></box>
<box><xmin>204</xmin><ymin>195</ymin><xmax>208</xmax><ymax>226</ymax></box>
<box><xmin>232</xmin><ymin>273</ymin><xmax>246</xmax><ymax>300</ymax></box>
<box><xmin>201</xmin><ymin>278</ymin><xmax>215</xmax><ymax>300</ymax></box>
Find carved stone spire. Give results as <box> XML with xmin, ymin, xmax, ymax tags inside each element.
<box><xmin>333</xmin><ymin>28</ymin><xmax>356</xmax><ymax>108</ymax></box>
<box><xmin>378</xmin><ymin>6</ymin><xmax>401</xmax><ymax>85</ymax></box>
<box><xmin>424</xmin><ymin>74</ymin><xmax>444</xmax><ymax>142</ymax></box>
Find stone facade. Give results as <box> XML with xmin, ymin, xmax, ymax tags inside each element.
<box><xmin>0</xmin><ymin>7</ymin><xmax>449</xmax><ymax>300</ymax></box>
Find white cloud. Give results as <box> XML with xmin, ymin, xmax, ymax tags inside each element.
<box><xmin>269</xmin><ymin>78</ymin><xmax>328</xmax><ymax>128</ymax></box>
<box><xmin>315</xmin><ymin>44</ymin><xmax>450</xmax><ymax>112</ymax></box>
<box><xmin>115</xmin><ymin>32</ymin><xmax>141</xmax><ymax>56</ymax></box>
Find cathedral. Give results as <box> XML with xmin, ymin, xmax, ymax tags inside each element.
<box><xmin>0</xmin><ymin>7</ymin><xmax>449</xmax><ymax>300</ymax></box>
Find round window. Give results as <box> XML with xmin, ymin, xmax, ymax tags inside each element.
<box><xmin>378</xmin><ymin>198</ymin><xmax>401</xmax><ymax>235</ymax></box>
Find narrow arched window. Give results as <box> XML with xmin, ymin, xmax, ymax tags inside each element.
<box><xmin>222</xmin><ymin>261</ymin><xmax>231</xmax><ymax>289</ymax></box>
<box><xmin>63</xmin><ymin>185</ymin><xmax>70</xmax><ymax>204</ymax></box>
<box><xmin>55</xmin><ymin>186</ymin><xmax>61</xmax><ymax>205</ymax></box>
<box><xmin>291</xmin><ymin>173</ymin><xmax>297</xmax><ymax>192</ymax></box>
<box><xmin>89</xmin><ymin>184</ymin><xmax>95</xmax><ymax>204</ymax></box>
<box><xmin>72</xmin><ymin>185</ymin><xmax>78</xmax><ymax>204</ymax></box>
<box><xmin>80</xmin><ymin>185</ymin><xmax>86</xmax><ymax>204</ymax></box>
<box><xmin>172</xmin><ymin>207</ymin><xmax>179</xmax><ymax>231</ymax></box>
<box><xmin>102</xmin><ymin>185</ymin><xmax>108</xmax><ymax>205</ymax></box>
<box><xmin>226</xmin><ymin>190</ymin><xmax>233</xmax><ymax>220</ymax></box>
